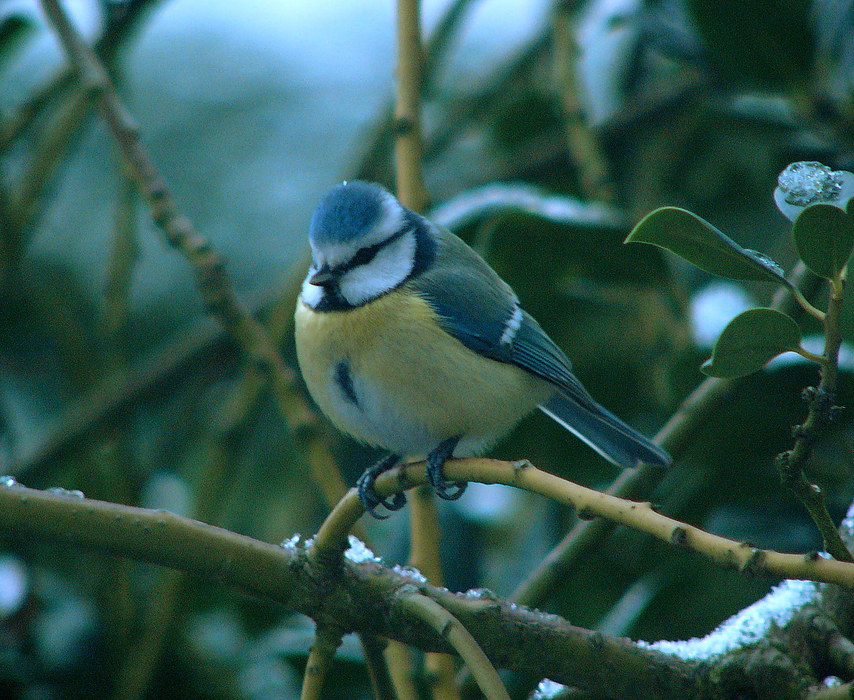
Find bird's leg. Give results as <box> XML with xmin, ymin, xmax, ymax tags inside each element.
<box><xmin>426</xmin><ymin>436</ymin><xmax>466</xmax><ymax>500</ymax></box>
<box><xmin>357</xmin><ymin>452</ymin><xmax>406</xmax><ymax>519</ymax></box>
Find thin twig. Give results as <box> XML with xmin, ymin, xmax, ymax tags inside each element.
<box><xmin>394</xmin><ymin>0</ymin><xmax>428</xmax><ymax>211</ymax></box>
<box><xmin>0</xmin><ymin>0</ymin><xmax>163</xmax><ymax>151</ymax></box>
<box><xmin>352</xmin><ymin>0</ymin><xmax>479</xmax><ymax>182</ymax></box>
<box><xmin>396</xmin><ymin>591</ymin><xmax>510</xmax><ymax>700</ymax></box>
<box><xmin>310</xmin><ymin>459</ymin><xmax>854</xmax><ymax>587</ymax></box>
<box><xmin>777</xmin><ymin>277</ymin><xmax>853</xmax><ymax>562</ymax></box>
<box><xmin>301</xmin><ymin>626</ymin><xmax>344</xmax><ymax>700</ymax></box>
<box><xmin>511</xmin><ymin>257</ymin><xmax>823</xmax><ymax>608</ymax></box>
<box><xmin>37</xmin><ymin>0</ymin><xmax>350</xmax><ymax>509</ymax></box>
<box><xmin>409</xmin><ymin>487</ymin><xmax>461</xmax><ymax>700</ymax></box>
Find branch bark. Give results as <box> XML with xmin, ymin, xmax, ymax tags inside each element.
<box><xmin>311</xmin><ymin>459</ymin><xmax>854</xmax><ymax>587</ymax></box>
<box><xmin>0</xmin><ymin>482</ymin><xmax>697</xmax><ymax>697</ymax></box>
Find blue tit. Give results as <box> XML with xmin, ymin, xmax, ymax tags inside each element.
<box><xmin>294</xmin><ymin>181</ymin><xmax>671</xmax><ymax>517</ymax></box>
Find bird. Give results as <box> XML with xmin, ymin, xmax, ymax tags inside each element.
<box><xmin>294</xmin><ymin>181</ymin><xmax>671</xmax><ymax>518</ymax></box>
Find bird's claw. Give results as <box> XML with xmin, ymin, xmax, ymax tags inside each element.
<box><xmin>426</xmin><ymin>437</ymin><xmax>467</xmax><ymax>501</ymax></box>
<box><xmin>357</xmin><ymin>454</ymin><xmax>406</xmax><ymax>519</ymax></box>
<box><xmin>427</xmin><ymin>468</ymin><xmax>468</xmax><ymax>500</ymax></box>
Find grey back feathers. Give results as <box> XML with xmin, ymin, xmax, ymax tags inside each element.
<box><xmin>409</xmin><ymin>230</ymin><xmax>522</xmax><ymax>357</ymax></box>
<box><xmin>414</xmin><ymin>228</ymin><xmax>670</xmax><ymax>469</ymax></box>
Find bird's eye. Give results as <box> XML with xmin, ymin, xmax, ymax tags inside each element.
<box><xmin>344</xmin><ymin>228</ymin><xmax>408</xmax><ymax>271</ymax></box>
<box><xmin>349</xmin><ymin>243</ymin><xmax>381</xmax><ymax>268</ymax></box>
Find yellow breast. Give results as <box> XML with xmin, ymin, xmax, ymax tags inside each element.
<box><xmin>294</xmin><ymin>289</ymin><xmax>552</xmax><ymax>457</ymax></box>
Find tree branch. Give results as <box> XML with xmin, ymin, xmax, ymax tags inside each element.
<box><xmin>394</xmin><ymin>0</ymin><xmax>428</xmax><ymax>211</ymax></box>
<box><xmin>397</xmin><ymin>591</ymin><xmax>509</xmax><ymax>700</ymax></box>
<box><xmin>310</xmin><ymin>459</ymin><xmax>854</xmax><ymax>587</ymax></box>
<box><xmin>512</xmin><ymin>256</ymin><xmax>824</xmax><ymax>608</ymax></box>
<box><xmin>36</xmin><ymin>0</ymin><xmax>350</xmax><ymax>511</ymax></box>
<box><xmin>0</xmin><ymin>481</ymin><xmax>697</xmax><ymax>697</ymax></box>
<box><xmin>301</xmin><ymin>626</ymin><xmax>344</xmax><ymax>700</ymax></box>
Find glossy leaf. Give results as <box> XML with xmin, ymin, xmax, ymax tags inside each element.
<box><xmin>792</xmin><ymin>203</ymin><xmax>854</xmax><ymax>280</ymax></box>
<box><xmin>701</xmin><ymin>308</ymin><xmax>802</xmax><ymax>378</ymax></box>
<box><xmin>626</xmin><ymin>207</ymin><xmax>787</xmax><ymax>284</ymax></box>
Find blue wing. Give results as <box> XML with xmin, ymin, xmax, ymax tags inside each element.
<box><xmin>408</xmin><ymin>226</ymin><xmax>587</xmax><ymax>393</ymax></box>
<box><xmin>408</xmin><ymin>227</ymin><xmax>519</xmax><ymax>360</ymax></box>
<box><xmin>409</xmin><ymin>226</ymin><xmax>671</xmax><ymax>468</ymax></box>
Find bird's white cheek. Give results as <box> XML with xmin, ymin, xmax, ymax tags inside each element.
<box><xmin>338</xmin><ymin>233</ymin><xmax>415</xmax><ymax>306</ymax></box>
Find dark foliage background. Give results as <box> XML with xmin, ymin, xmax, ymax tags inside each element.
<box><xmin>1</xmin><ymin>0</ymin><xmax>853</xmax><ymax>697</ymax></box>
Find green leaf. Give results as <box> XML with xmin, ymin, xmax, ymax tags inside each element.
<box><xmin>626</xmin><ymin>207</ymin><xmax>787</xmax><ymax>284</ymax></box>
<box><xmin>701</xmin><ymin>308</ymin><xmax>802</xmax><ymax>378</ymax></box>
<box><xmin>792</xmin><ymin>203</ymin><xmax>854</xmax><ymax>280</ymax></box>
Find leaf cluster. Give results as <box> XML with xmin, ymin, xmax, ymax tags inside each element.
<box><xmin>627</xmin><ymin>165</ymin><xmax>854</xmax><ymax>378</ymax></box>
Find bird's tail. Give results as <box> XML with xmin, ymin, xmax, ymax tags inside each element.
<box><xmin>539</xmin><ymin>392</ymin><xmax>671</xmax><ymax>469</ymax></box>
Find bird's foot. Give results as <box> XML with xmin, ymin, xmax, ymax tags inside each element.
<box><xmin>357</xmin><ymin>453</ymin><xmax>406</xmax><ymax>519</ymax></box>
<box><xmin>425</xmin><ymin>437</ymin><xmax>467</xmax><ymax>501</ymax></box>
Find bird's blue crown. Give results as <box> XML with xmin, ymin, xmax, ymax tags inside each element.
<box><xmin>309</xmin><ymin>181</ymin><xmax>391</xmax><ymax>246</ymax></box>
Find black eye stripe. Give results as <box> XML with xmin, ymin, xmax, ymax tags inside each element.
<box><xmin>350</xmin><ymin>242</ymin><xmax>382</xmax><ymax>267</ymax></box>
<box><xmin>337</xmin><ymin>227</ymin><xmax>409</xmax><ymax>274</ymax></box>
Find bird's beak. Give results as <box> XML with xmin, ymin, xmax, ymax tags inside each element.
<box><xmin>309</xmin><ymin>265</ymin><xmax>335</xmax><ymax>286</ymax></box>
